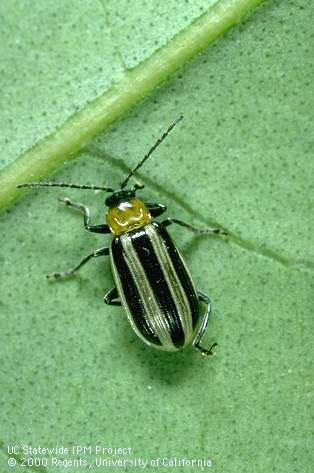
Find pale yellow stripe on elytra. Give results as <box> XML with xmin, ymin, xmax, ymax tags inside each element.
<box><xmin>120</xmin><ymin>234</ymin><xmax>176</xmax><ymax>351</ymax></box>
<box><xmin>146</xmin><ymin>224</ymin><xmax>193</xmax><ymax>343</ymax></box>
<box><xmin>109</xmin><ymin>247</ymin><xmax>152</xmax><ymax>347</ymax></box>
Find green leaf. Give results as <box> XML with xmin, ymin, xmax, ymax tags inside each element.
<box><xmin>0</xmin><ymin>1</ymin><xmax>312</xmax><ymax>473</ymax></box>
<box><xmin>0</xmin><ymin>0</ymin><xmax>262</xmax><ymax>209</ymax></box>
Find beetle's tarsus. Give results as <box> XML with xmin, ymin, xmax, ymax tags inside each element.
<box><xmin>212</xmin><ymin>228</ymin><xmax>228</xmax><ymax>235</ymax></box>
<box><xmin>46</xmin><ymin>271</ymin><xmax>72</xmax><ymax>280</ymax></box>
<box><xmin>196</xmin><ymin>226</ymin><xmax>228</xmax><ymax>236</ymax></box>
<box><xmin>198</xmin><ymin>342</ymin><xmax>218</xmax><ymax>356</ymax></box>
<box><xmin>198</xmin><ymin>227</ymin><xmax>228</xmax><ymax>236</ymax></box>
<box><xmin>58</xmin><ymin>197</ymin><xmax>71</xmax><ymax>204</ymax></box>
<box><xmin>47</xmin><ymin>247</ymin><xmax>109</xmax><ymax>281</ymax></box>
<box><xmin>58</xmin><ymin>196</ymin><xmax>84</xmax><ymax>210</ymax></box>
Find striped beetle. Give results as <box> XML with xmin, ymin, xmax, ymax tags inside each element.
<box><xmin>18</xmin><ymin>116</ymin><xmax>226</xmax><ymax>356</ymax></box>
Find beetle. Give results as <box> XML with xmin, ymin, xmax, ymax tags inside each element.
<box><xmin>17</xmin><ymin>116</ymin><xmax>227</xmax><ymax>355</ymax></box>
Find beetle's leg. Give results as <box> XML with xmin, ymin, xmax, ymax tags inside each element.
<box><xmin>47</xmin><ymin>246</ymin><xmax>109</xmax><ymax>280</ymax></box>
<box><xmin>145</xmin><ymin>202</ymin><xmax>167</xmax><ymax>218</ymax></box>
<box><xmin>161</xmin><ymin>217</ymin><xmax>227</xmax><ymax>236</ymax></box>
<box><xmin>59</xmin><ymin>197</ymin><xmax>110</xmax><ymax>234</ymax></box>
<box><xmin>104</xmin><ymin>287</ymin><xmax>121</xmax><ymax>306</ymax></box>
<box><xmin>193</xmin><ymin>290</ymin><xmax>218</xmax><ymax>356</ymax></box>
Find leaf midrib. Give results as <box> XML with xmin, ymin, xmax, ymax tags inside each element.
<box><xmin>0</xmin><ymin>0</ymin><xmax>264</xmax><ymax>211</ymax></box>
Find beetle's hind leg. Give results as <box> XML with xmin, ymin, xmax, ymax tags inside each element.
<box><xmin>104</xmin><ymin>287</ymin><xmax>121</xmax><ymax>306</ymax></box>
<box><xmin>47</xmin><ymin>246</ymin><xmax>109</xmax><ymax>280</ymax></box>
<box><xmin>193</xmin><ymin>290</ymin><xmax>218</xmax><ymax>356</ymax></box>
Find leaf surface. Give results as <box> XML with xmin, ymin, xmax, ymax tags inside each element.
<box><xmin>0</xmin><ymin>1</ymin><xmax>313</xmax><ymax>473</ymax></box>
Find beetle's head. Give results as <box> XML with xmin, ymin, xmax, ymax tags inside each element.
<box><xmin>105</xmin><ymin>189</ymin><xmax>136</xmax><ymax>208</ymax></box>
<box><xmin>105</xmin><ymin>186</ymin><xmax>151</xmax><ymax>235</ymax></box>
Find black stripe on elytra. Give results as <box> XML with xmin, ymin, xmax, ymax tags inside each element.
<box><xmin>131</xmin><ymin>227</ymin><xmax>185</xmax><ymax>348</ymax></box>
<box><xmin>111</xmin><ymin>237</ymin><xmax>162</xmax><ymax>346</ymax></box>
<box><xmin>156</xmin><ymin>222</ymin><xmax>199</xmax><ymax>328</ymax></box>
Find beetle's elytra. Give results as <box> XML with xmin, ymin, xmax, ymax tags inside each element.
<box><xmin>17</xmin><ymin>116</ymin><xmax>227</xmax><ymax>356</ymax></box>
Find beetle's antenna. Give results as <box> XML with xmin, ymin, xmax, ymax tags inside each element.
<box><xmin>17</xmin><ymin>182</ymin><xmax>115</xmax><ymax>192</ymax></box>
<box><xmin>120</xmin><ymin>115</ymin><xmax>183</xmax><ymax>190</ymax></box>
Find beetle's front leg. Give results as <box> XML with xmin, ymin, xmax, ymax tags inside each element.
<box><xmin>104</xmin><ymin>287</ymin><xmax>121</xmax><ymax>306</ymax></box>
<box><xmin>161</xmin><ymin>217</ymin><xmax>227</xmax><ymax>236</ymax></box>
<box><xmin>193</xmin><ymin>290</ymin><xmax>218</xmax><ymax>356</ymax></box>
<box><xmin>47</xmin><ymin>246</ymin><xmax>109</xmax><ymax>280</ymax></box>
<box><xmin>59</xmin><ymin>197</ymin><xmax>110</xmax><ymax>234</ymax></box>
<box><xmin>145</xmin><ymin>202</ymin><xmax>167</xmax><ymax>218</ymax></box>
